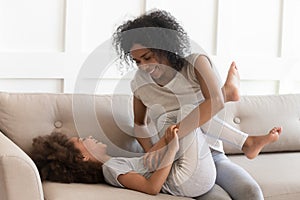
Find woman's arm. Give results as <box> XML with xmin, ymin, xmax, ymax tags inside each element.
<box><xmin>175</xmin><ymin>55</ymin><xmax>225</xmax><ymax>139</ymax></box>
<box><xmin>133</xmin><ymin>96</ymin><xmax>169</xmax><ymax>170</ymax></box>
<box><xmin>117</xmin><ymin>128</ymin><xmax>179</xmax><ymax>195</ymax></box>
<box><xmin>133</xmin><ymin>96</ymin><xmax>153</xmax><ymax>152</ymax></box>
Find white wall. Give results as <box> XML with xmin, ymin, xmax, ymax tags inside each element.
<box><xmin>0</xmin><ymin>0</ymin><xmax>299</xmax><ymax>95</ymax></box>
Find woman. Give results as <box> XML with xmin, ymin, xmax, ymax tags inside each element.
<box><xmin>113</xmin><ymin>9</ymin><xmax>281</xmax><ymax>199</ymax></box>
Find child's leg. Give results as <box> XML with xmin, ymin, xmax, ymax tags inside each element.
<box><xmin>222</xmin><ymin>61</ymin><xmax>240</xmax><ymax>103</ymax></box>
<box><xmin>200</xmin><ymin>62</ymin><xmax>246</xmax><ymax>149</ymax></box>
<box><xmin>202</xmin><ymin>116</ymin><xmax>248</xmax><ymax>150</ymax></box>
<box><xmin>219</xmin><ymin>64</ymin><xmax>282</xmax><ymax>159</ymax></box>
<box><xmin>242</xmin><ymin>127</ymin><xmax>282</xmax><ymax>159</ymax></box>
<box><xmin>162</xmin><ymin>128</ymin><xmax>216</xmax><ymax>197</ymax></box>
<box><xmin>213</xmin><ymin>151</ymin><xmax>264</xmax><ymax>200</ymax></box>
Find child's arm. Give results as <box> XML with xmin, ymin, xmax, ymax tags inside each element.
<box><xmin>117</xmin><ymin>126</ymin><xmax>179</xmax><ymax>195</ymax></box>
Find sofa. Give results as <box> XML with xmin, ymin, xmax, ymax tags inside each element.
<box><xmin>0</xmin><ymin>91</ymin><xmax>300</xmax><ymax>200</ymax></box>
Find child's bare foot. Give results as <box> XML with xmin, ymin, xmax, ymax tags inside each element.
<box><xmin>222</xmin><ymin>62</ymin><xmax>240</xmax><ymax>102</ymax></box>
<box><xmin>242</xmin><ymin>127</ymin><xmax>282</xmax><ymax>159</ymax></box>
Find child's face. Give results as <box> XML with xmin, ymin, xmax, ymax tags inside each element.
<box><xmin>70</xmin><ymin>136</ymin><xmax>107</xmax><ymax>163</ymax></box>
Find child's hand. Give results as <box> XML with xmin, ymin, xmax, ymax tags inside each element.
<box><xmin>164</xmin><ymin>125</ymin><xmax>179</xmax><ymax>152</ymax></box>
<box><xmin>143</xmin><ymin>125</ymin><xmax>179</xmax><ymax>171</ymax></box>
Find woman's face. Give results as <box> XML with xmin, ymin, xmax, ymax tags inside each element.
<box><xmin>130</xmin><ymin>43</ymin><xmax>170</xmax><ymax>80</ymax></box>
<box><xmin>70</xmin><ymin>136</ymin><xmax>107</xmax><ymax>163</ymax></box>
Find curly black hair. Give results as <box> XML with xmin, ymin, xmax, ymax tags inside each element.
<box><xmin>113</xmin><ymin>9</ymin><xmax>190</xmax><ymax>71</ymax></box>
<box><xmin>30</xmin><ymin>132</ymin><xmax>105</xmax><ymax>184</ymax></box>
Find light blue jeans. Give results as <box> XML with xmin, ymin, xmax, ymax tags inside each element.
<box><xmin>212</xmin><ymin>150</ymin><xmax>264</xmax><ymax>200</ymax></box>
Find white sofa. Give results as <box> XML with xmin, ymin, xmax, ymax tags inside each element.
<box><xmin>0</xmin><ymin>92</ymin><xmax>300</xmax><ymax>200</ymax></box>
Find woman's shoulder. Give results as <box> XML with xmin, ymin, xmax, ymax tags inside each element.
<box><xmin>181</xmin><ymin>53</ymin><xmax>213</xmax><ymax>82</ymax></box>
<box><xmin>185</xmin><ymin>53</ymin><xmax>199</xmax><ymax>65</ymax></box>
<box><xmin>185</xmin><ymin>53</ymin><xmax>211</xmax><ymax>66</ymax></box>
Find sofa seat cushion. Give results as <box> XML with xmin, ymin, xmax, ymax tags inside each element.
<box><xmin>42</xmin><ymin>182</ymin><xmax>192</xmax><ymax>200</ymax></box>
<box><xmin>229</xmin><ymin>152</ymin><xmax>300</xmax><ymax>200</ymax></box>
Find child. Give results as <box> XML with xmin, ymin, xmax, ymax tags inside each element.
<box><xmin>31</xmin><ymin>128</ymin><xmax>216</xmax><ymax>197</ymax></box>
<box><xmin>31</xmin><ymin>125</ymin><xmax>281</xmax><ymax>197</ymax></box>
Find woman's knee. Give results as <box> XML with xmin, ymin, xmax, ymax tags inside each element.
<box><xmin>234</xmin><ymin>180</ymin><xmax>264</xmax><ymax>200</ymax></box>
<box><xmin>196</xmin><ymin>184</ymin><xmax>231</xmax><ymax>200</ymax></box>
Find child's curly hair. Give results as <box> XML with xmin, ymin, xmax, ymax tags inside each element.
<box><xmin>30</xmin><ymin>132</ymin><xmax>105</xmax><ymax>184</ymax></box>
<box><xmin>113</xmin><ymin>9</ymin><xmax>190</xmax><ymax>71</ymax></box>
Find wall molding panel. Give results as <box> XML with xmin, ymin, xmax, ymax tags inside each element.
<box><xmin>0</xmin><ymin>0</ymin><xmax>299</xmax><ymax>95</ymax></box>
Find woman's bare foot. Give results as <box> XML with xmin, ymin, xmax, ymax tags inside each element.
<box><xmin>222</xmin><ymin>62</ymin><xmax>240</xmax><ymax>102</ymax></box>
<box><xmin>242</xmin><ymin>127</ymin><xmax>282</xmax><ymax>159</ymax></box>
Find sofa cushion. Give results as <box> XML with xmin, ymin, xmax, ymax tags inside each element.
<box><xmin>0</xmin><ymin>92</ymin><xmax>143</xmax><ymax>157</ymax></box>
<box><xmin>229</xmin><ymin>152</ymin><xmax>300</xmax><ymax>200</ymax></box>
<box><xmin>220</xmin><ymin>94</ymin><xmax>300</xmax><ymax>154</ymax></box>
<box><xmin>1</xmin><ymin>92</ymin><xmax>299</xmax><ymax>156</ymax></box>
<box><xmin>43</xmin><ymin>182</ymin><xmax>192</xmax><ymax>200</ymax></box>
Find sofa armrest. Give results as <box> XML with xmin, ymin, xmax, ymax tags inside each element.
<box><xmin>0</xmin><ymin>132</ymin><xmax>44</xmax><ymax>200</ymax></box>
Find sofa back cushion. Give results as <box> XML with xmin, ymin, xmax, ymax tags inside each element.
<box><xmin>1</xmin><ymin>92</ymin><xmax>299</xmax><ymax>156</ymax></box>
<box><xmin>0</xmin><ymin>92</ymin><xmax>143</xmax><ymax>157</ymax></box>
<box><xmin>221</xmin><ymin>94</ymin><xmax>300</xmax><ymax>154</ymax></box>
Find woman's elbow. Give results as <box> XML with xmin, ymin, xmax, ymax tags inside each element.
<box><xmin>211</xmin><ymin>95</ymin><xmax>225</xmax><ymax>112</ymax></box>
<box><xmin>217</xmin><ymin>96</ymin><xmax>225</xmax><ymax>110</ymax></box>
